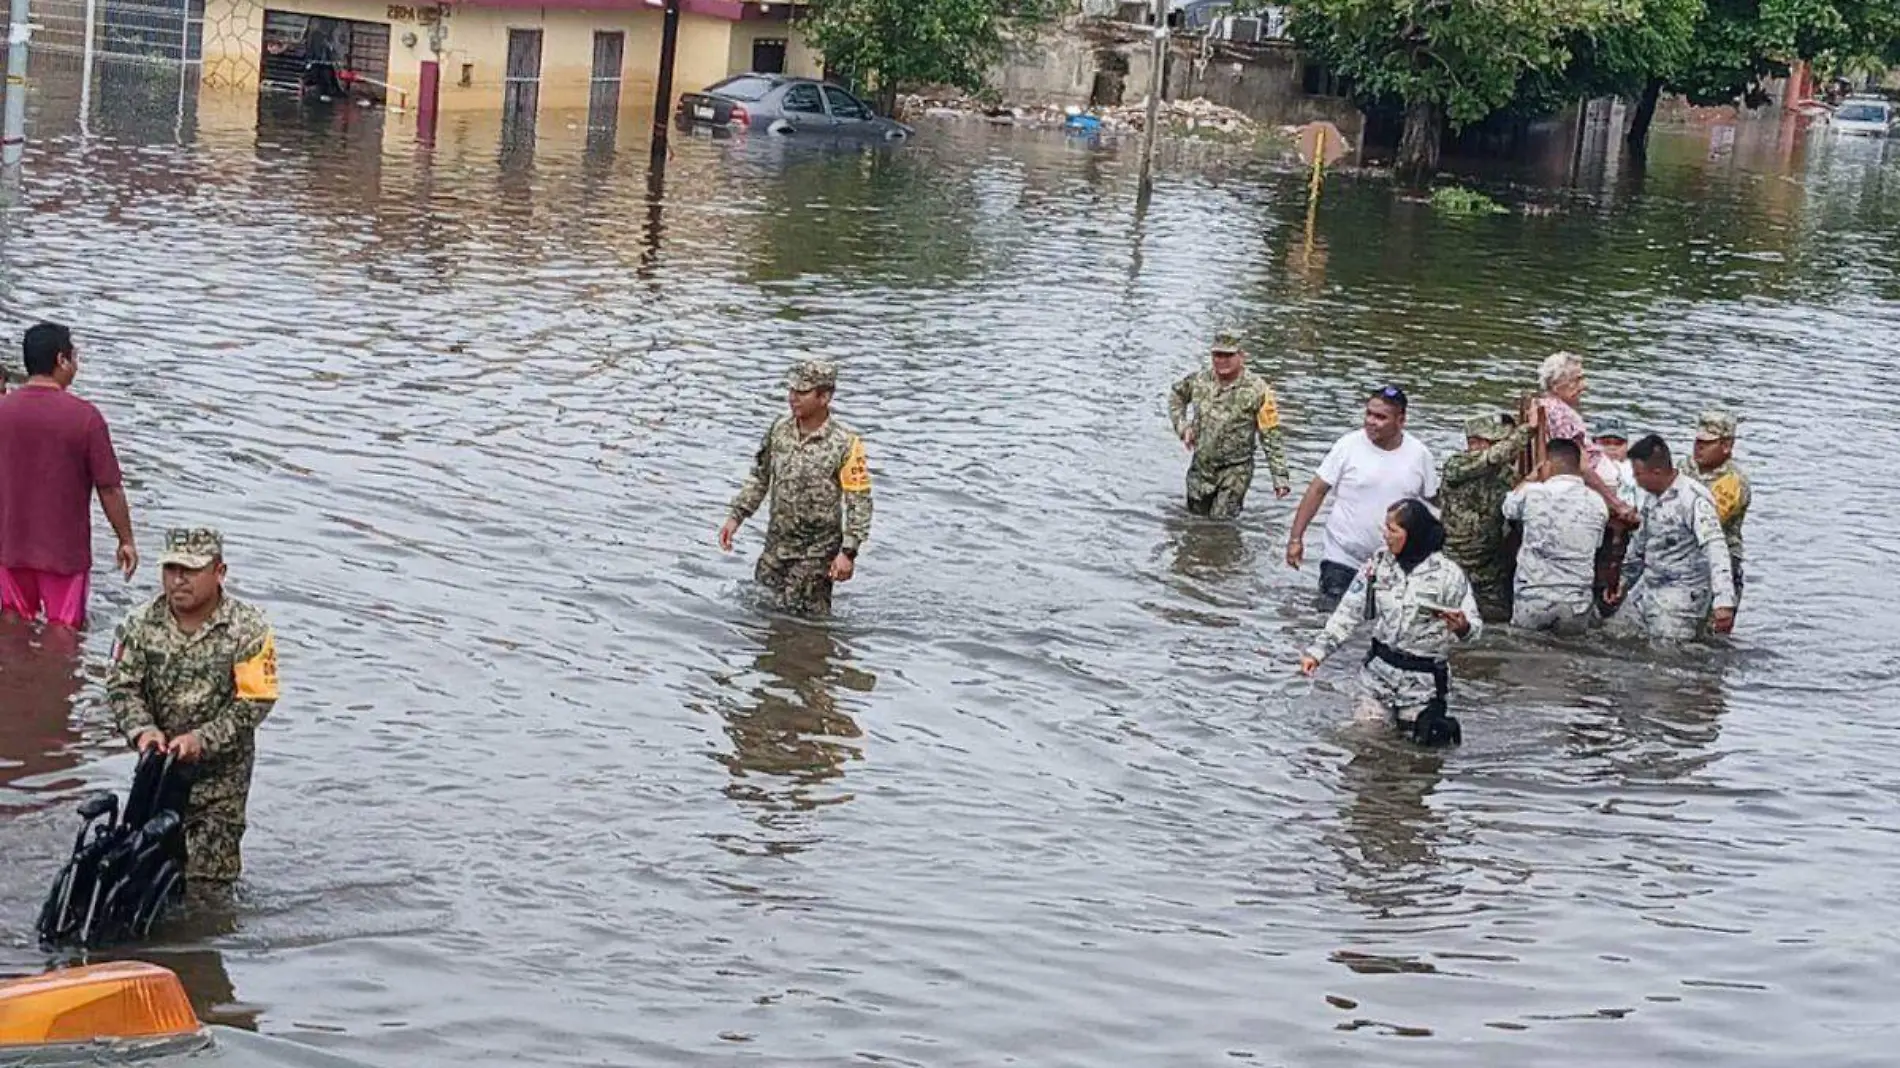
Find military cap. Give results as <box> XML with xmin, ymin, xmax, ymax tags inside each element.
<box><xmin>1694</xmin><ymin>409</ymin><xmax>1737</xmax><ymax>442</ymax></box>
<box><xmin>1592</xmin><ymin>415</ymin><xmax>1630</xmax><ymax>441</ymax></box>
<box><xmin>159</xmin><ymin>527</ymin><xmax>223</xmax><ymax>569</ymax></box>
<box><xmin>786</xmin><ymin>359</ymin><xmax>837</xmax><ymax>392</ymax></box>
<box><xmin>1463</xmin><ymin>411</ymin><xmax>1513</xmax><ymax>440</ymax></box>
<box><xmin>1210</xmin><ymin>331</ymin><xmax>1244</xmax><ymax>355</ymax></box>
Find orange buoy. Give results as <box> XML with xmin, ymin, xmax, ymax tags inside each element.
<box><xmin>0</xmin><ymin>961</ymin><xmax>203</xmax><ymax>1046</ymax></box>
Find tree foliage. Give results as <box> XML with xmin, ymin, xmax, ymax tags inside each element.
<box><xmin>800</xmin><ymin>0</ymin><xmax>1063</xmax><ymax>108</ymax></box>
<box><xmin>1557</xmin><ymin>0</ymin><xmax>1704</xmax><ymax>101</ymax></box>
<box><xmin>1564</xmin><ymin>0</ymin><xmax>1900</xmax><ymax>111</ymax></box>
<box><xmin>1287</xmin><ymin>0</ymin><xmax>1643</xmax><ymax>129</ymax></box>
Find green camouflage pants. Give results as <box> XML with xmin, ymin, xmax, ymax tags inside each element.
<box><xmin>1461</xmin><ymin>562</ymin><xmax>1514</xmax><ymax>624</ymax></box>
<box><xmin>1185</xmin><ymin>461</ymin><xmax>1255</xmax><ymax>520</ymax></box>
<box><xmin>184</xmin><ymin>772</ymin><xmax>251</xmax><ymax>885</ymax></box>
<box><xmin>756</xmin><ymin>548</ymin><xmax>835</xmax><ymax>617</ymax></box>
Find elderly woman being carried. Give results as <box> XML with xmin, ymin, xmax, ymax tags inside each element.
<box><xmin>1530</xmin><ymin>352</ymin><xmax>1638</xmax><ymax>525</ymax></box>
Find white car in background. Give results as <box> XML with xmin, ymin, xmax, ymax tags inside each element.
<box><xmin>1831</xmin><ymin>97</ymin><xmax>1897</xmax><ymax>137</ymax></box>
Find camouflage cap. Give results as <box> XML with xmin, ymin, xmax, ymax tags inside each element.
<box><xmin>1462</xmin><ymin>411</ymin><xmax>1513</xmax><ymax>440</ymax></box>
<box><xmin>159</xmin><ymin>527</ymin><xmax>223</xmax><ymax>569</ymax></box>
<box><xmin>1211</xmin><ymin>331</ymin><xmax>1244</xmax><ymax>355</ymax></box>
<box><xmin>1592</xmin><ymin>414</ymin><xmax>1630</xmax><ymax>441</ymax></box>
<box><xmin>786</xmin><ymin>359</ymin><xmax>837</xmax><ymax>392</ymax></box>
<box><xmin>1694</xmin><ymin>409</ymin><xmax>1737</xmax><ymax>442</ymax></box>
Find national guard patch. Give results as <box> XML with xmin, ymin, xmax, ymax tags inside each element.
<box><xmin>839</xmin><ymin>436</ymin><xmax>871</xmax><ymax>493</ymax></box>
<box><xmin>235</xmin><ymin>631</ymin><xmax>279</xmax><ymax>701</ymax></box>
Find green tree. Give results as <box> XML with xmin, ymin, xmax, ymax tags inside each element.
<box><xmin>1289</xmin><ymin>0</ymin><xmax>1639</xmax><ymax>181</ymax></box>
<box><xmin>800</xmin><ymin>0</ymin><xmax>1063</xmax><ymax>118</ymax></box>
<box><xmin>1601</xmin><ymin>0</ymin><xmax>1900</xmax><ymax>153</ymax></box>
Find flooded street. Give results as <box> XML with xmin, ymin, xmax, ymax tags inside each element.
<box><xmin>3</xmin><ymin>67</ymin><xmax>1900</xmax><ymax>1066</ymax></box>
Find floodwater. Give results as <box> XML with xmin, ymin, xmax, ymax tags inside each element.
<box><xmin>3</xmin><ymin>59</ymin><xmax>1900</xmax><ymax>1067</ymax></box>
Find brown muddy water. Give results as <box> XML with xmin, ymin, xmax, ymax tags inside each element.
<box><xmin>1</xmin><ymin>62</ymin><xmax>1898</xmax><ymax>1067</ymax></box>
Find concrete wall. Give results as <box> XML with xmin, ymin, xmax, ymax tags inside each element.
<box><xmin>988</xmin><ymin>18</ymin><xmax>1363</xmax><ymax>144</ymax></box>
<box><xmin>988</xmin><ymin>27</ymin><xmax>1125</xmax><ymax>108</ymax></box>
<box><xmin>199</xmin><ymin>0</ymin><xmax>813</xmax><ymax>112</ymax></box>
<box><xmin>1169</xmin><ymin>43</ymin><xmax>1362</xmax><ymax>139</ymax></box>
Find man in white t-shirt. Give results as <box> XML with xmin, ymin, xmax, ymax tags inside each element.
<box><xmin>1285</xmin><ymin>385</ymin><xmax>1440</xmax><ymax>608</ymax></box>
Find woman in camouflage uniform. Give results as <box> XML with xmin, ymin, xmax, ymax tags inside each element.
<box><xmin>1299</xmin><ymin>500</ymin><xmax>1480</xmax><ymax>745</ymax></box>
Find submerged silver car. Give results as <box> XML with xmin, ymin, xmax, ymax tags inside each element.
<box><xmin>677</xmin><ymin>74</ymin><xmax>913</xmax><ymax>140</ymax></box>
<box><xmin>1832</xmin><ymin>97</ymin><xmax>1897</xmax><ymax>137</ymax></box>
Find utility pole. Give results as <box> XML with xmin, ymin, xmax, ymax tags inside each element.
<box><xmin>1136</xmin><ymin>0</ymin><xmax>1168</xmax><ymax>202</ymax></box>
<box><xmin>649</xmin><ymin>0</ymin><xmax>680</xmax><ymax>168</ymax></box>
<box><xmin>79</xmin><ymin>0</ymin><xmax>94</xmax><ymax>136</ymax></box>
<box><xmin>3</xmin><ymin>0</ymin><xmax>31</xmax><ymax>168</ymax></box>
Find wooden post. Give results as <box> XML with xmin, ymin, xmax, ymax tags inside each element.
<box><xmin>1136</xmin><ymin>0</ymin><xmax>1168</xmax><ymax>202</ymax></box>
<box><xmin>1302</xmin><ymin>126</ymin><xmax>1323</xmax><ymax>265</ymax></box>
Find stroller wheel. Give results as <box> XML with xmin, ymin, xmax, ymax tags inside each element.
<box><xmin>134</xmin><ymin>862</ymin><xmax>183</xmax><ymax>939</ymax></box>
<box><xmin>95</xmin><ymin>872</ymin><xmax>142</xmax><ymax>947</ymax></box>
<box><xmin>35</xmin><ymin>863</ymin><xmax>76</xmax><ymax>944</ymax></box>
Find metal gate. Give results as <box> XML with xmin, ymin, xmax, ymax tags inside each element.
<box><xmin>587</xmin><ymin>30</ymin><xmax>622</xmax><ymax>129</ymax></box>
<box><xmin>503</xmin><ymin>27</ymin><xmax>542</xmax><ymax>124</ymax></box>
<box><xmin>259</xmin><ymin>9</ymin><xmax>389</xmax><ymax>101</ymax></box>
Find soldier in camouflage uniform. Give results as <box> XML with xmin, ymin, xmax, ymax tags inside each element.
<box><xmin>1167</xmin><ymin>332</ymin><xmax>1291</xmax><ymax>519</ymax></box>
<box><xmin>1501</xmin><ymin>439</ymin><xmax>1607</xmax><ymax>634</ymax></box>
<box><xmin>1438</xmin><ymin>411</ymin><xmax>1530</xmax><ymax>623</ymax></box>
<box><xmin>1614</xmin><ymin>436</ymin><xmax>1736</xmax><ymax>640</ymax></box>
<box><xmin>1682</xmin><ymin>409</ymin><xmax>1750</xmax><ymax>604</ymax></box>
<box><xmin>720</xmin><ymin>359</ymin><xmax>874</xmax><ymax>617</ymax></box>
<box><xmin>108</xmin><ymin>528</ymin><xmax>279</xmax><ymax>887</ymax></box>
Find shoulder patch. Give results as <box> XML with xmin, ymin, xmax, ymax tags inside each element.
<box><xmin>234</xmin><ymin>629</ymin><xmax>279</xmax><ymax>701</ymax></box>
<box><xmin>1256</xmin><ymin>388</ymin><xmax>1281</xmax><ymax>432</ymax></box>
<box><xmin>1710</xmin><ymin>472</ymin><xmax>1744</xmax><ymax>521</ymax></box>
<box><xmin>839</xmin><ymin>436</ymin><xmax>871</xmax><ymax>493</ymax></box>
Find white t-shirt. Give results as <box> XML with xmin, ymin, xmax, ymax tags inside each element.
<box><xmin>1316</xmin><ymin>430</ymin><xmax>1439</xmax><ymax>568</ymax></box>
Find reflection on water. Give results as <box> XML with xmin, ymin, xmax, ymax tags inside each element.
<box><xmin>711</xmin><ymin>615</ymin><xmax>869</xmax><ymax>832</ymax></box>
<box><xmin>0</xmin><ymin>51</ymin><xmax>1894</xmax><ymax>1068</ymax></box>
<box><xmin>1166</xmin><ymin>515</ymin><xmax>1251</xmax><ymax>584</ymax></box>
<box><xmin>0</xmin><ymin>619</ymin><xmax>87</xmax><ymax>808</ymax></box>
<box><xmin>1330</xmin><ymin>741</ymin><xmax>1451</xmax><ymax>914</ymax></box>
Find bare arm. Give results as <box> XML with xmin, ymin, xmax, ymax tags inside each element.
<box><xmin>98</xmin><ymin>485</ymin><xmax>133</xmax><ymax>545</ymax></box>
<box><xmin>97</xmin><ymin>485</ymin><xmax>138</xmax><ymax>578</ymax></box>
<box><xmin>1285</xmin><ymin>478</ymin><xmax>1331</xmax><ymax>567</ymax></box>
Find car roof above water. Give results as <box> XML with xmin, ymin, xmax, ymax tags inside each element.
<box><xmin>708</xmin><ymin>73</ymin><xmax>822</xmax><ymax>95</ymax></box>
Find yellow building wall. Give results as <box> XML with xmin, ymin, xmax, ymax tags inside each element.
<box><xmin>199</xmin><ymin>0</ymin><xmax>806</xmax><ymax>114</ymax></box>
<box><xmin>725</xmin><ymin>19</ymin><xmax>821</xmax><ymax>78</ymax></box>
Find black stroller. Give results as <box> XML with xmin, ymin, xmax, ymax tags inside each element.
<box><xmin>36</xmin><ymin>748</ymin><xmax>191</xmax><ymax>949</ymax></box>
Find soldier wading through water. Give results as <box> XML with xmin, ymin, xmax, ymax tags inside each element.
<box><xmin>108</xmin><ymin>528</ymin><xmax>279</xmax><ymax>888</ymax></box>
<box><xmin>720</xmin><ymin>359</ymin><xmax>874</xmax><ymax>617</ymax></box>
<box><xmin>1167</xmin><ymin>331</ymin><xmax>1291</xmax><ymax>519</ymax></box>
